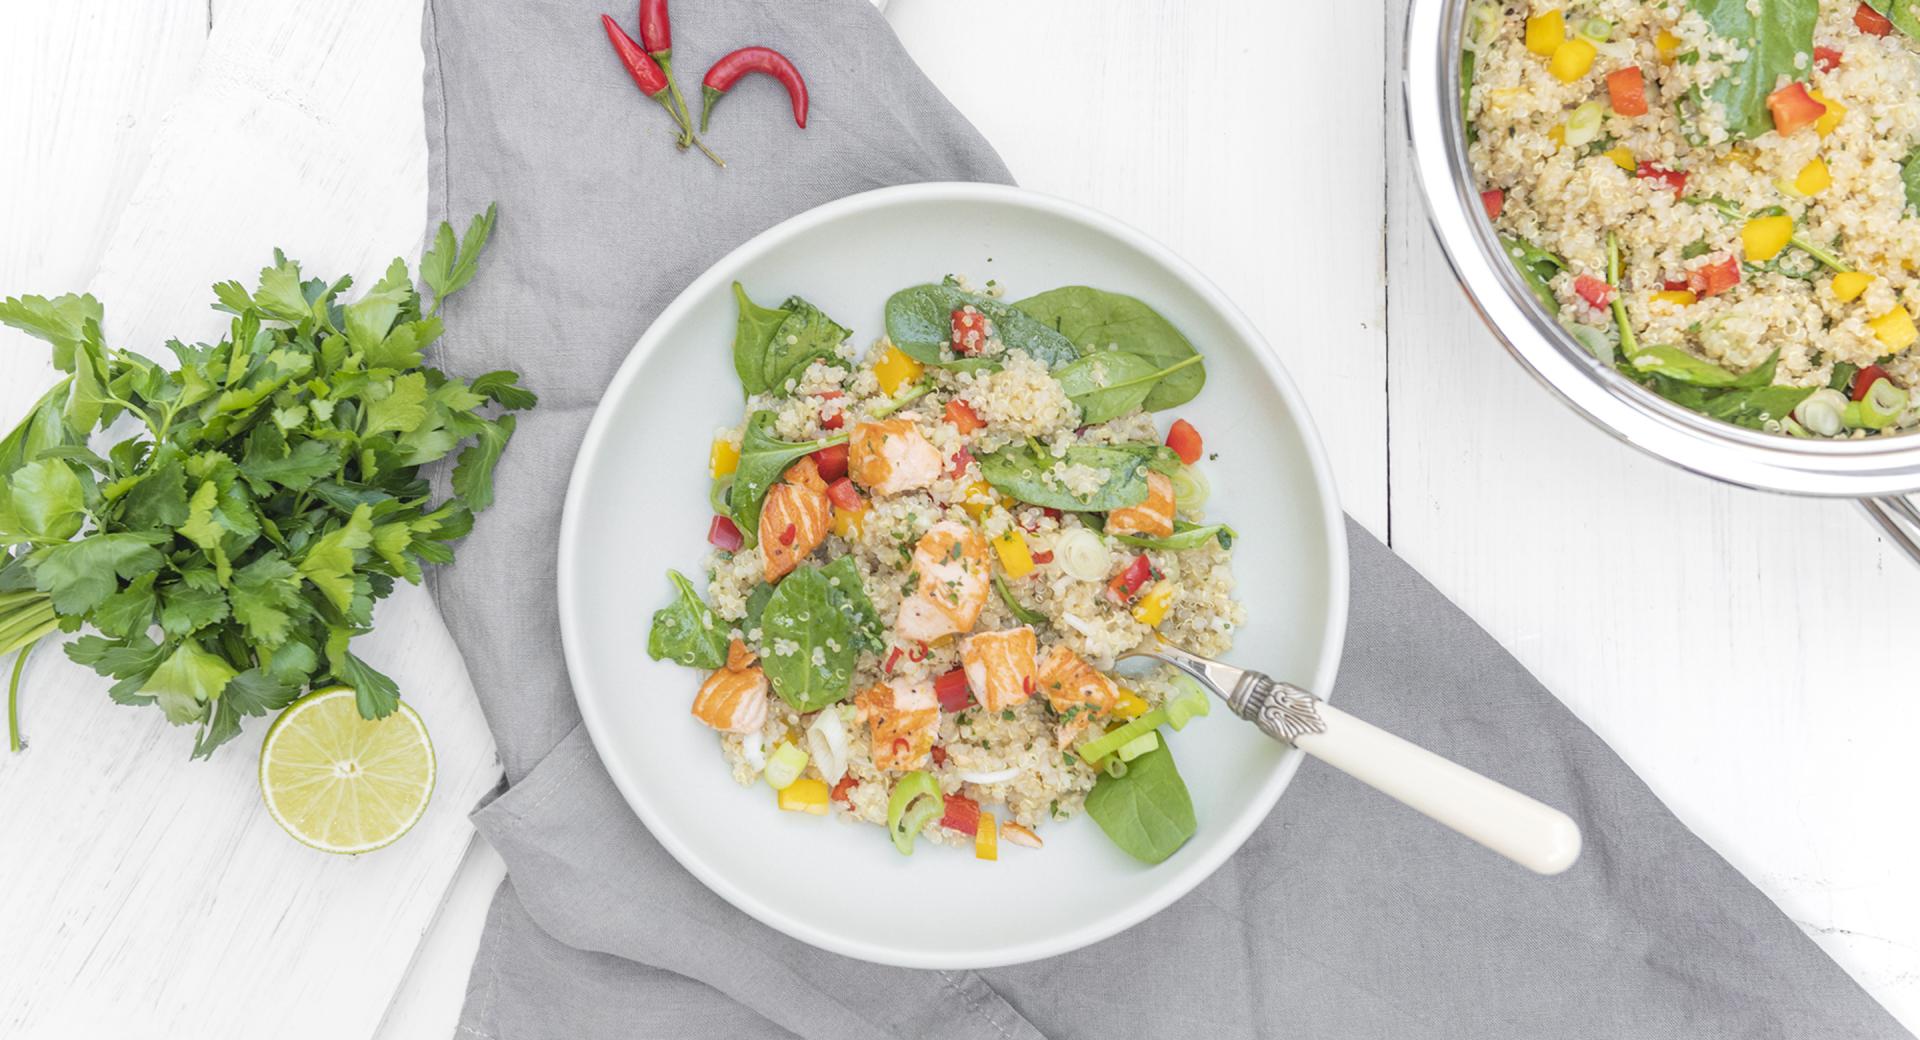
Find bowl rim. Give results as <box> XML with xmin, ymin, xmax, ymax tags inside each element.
<box><xmin>1403</xmin><ymin>0</ymin><xmax>1920</xmax><ymax>497</ymax></box>
<box><xmin>556</xmin><ymin>181</ymin><xmax>1350</xmax><ymax>968</ymax></box>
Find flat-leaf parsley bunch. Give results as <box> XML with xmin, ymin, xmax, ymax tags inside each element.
<box><xmin>0</xmin><ymin>206</ymin><xmax>531</xmax><ymax>757</ymax></box>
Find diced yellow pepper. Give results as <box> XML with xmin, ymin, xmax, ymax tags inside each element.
<box><xmin>830</xmin><ymin>505</ymin><xmax>866</xmax><ymax>540</ymax></box>
<box><xmin>1112</xmin><ymin>688</ymin><xmax>1151</xmax><ymax>720</ymax></box>
<box><xmin>1652</xmin><ymin>290</ymin><xmax>1698</xmax><ymax>308</ymax></box>
<box><xmin>1548</xmin><ymin>37</ymin><xmax>1596</xmax><ymax>83</ymax></box>
<box><xmin>1654</xmin><ymin>30</ymin><xmax>1682</xmax><ymax>61</ymax></box>
<box><xmin>1604</xmin><ymin>146</ymin><xmax>1636</xmax><ymax>171</ymax></box>
<box><xmin>992</xmin><ymin>529</ymin><xmax>1035</xmax><ymax>578</ymax></box>
<box><xmin>1740</xmin><ymin>215</ymin><xmax>1794</xmax><ymax>262</ymax></box>
<box><xmin>975</xmin><ymin>812</ymin><xmax>998</xmax><ymax>861</ymax></box>
<box><xmin>1525</xmin><ymin>9</ymin><xmax>1566</xmax><ymax>56</ymax></box>
<box><xmin>873</xmin><ymin>344</ymin><xmax>924</xmax><ymax>395</ymax></box>
<box><xmin>959</xmin><ymin>480</ymin><xmax>997</xmax><ymax>521</ymax></box>
<box><xmin>777</xmin><ymin>778</ymin><xmax>831</xmax><ymax>815</ymax></box>
<box><xmin>1870</xmin><ymin>306</ymin><xmax>1919</xmax><ymax>351</ymax></box>
<box><xmin>1131</xmin><ymin>584</ymin><xmax>1175</xmax><ymax>628</ymax></box>
<box><xmin>1793</xmin><ymin>157</ymin><xmax>1832</xmax><ymax>195</ymax></box>
<box><xmin>1547</xmin><ymin>123</ymin><xmax>1567</xmax><ymax>148</ymax></box>
<box><xmin>1831</xmin><ymin>271</ymin><xmax>1874</xmax><ymax>302</ymax></box>
<box><xmin>709</xmin><ymin>438</ymin><xmax>740</xmax><ymax>478</ymax></box>
<box><xmin>1811</xmin><ymin>90</ymin><xmax>1846</xmax><ymax>137</ymax></box>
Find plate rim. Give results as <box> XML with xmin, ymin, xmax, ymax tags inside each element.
<box><xmin>556</xmin><ymin>181</ymin><xmax>1351</xmax><ymax>969</ymax></box>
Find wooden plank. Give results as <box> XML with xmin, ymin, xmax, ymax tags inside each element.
<box><xmin>0</xmin><ymin>1</ymin><xmax>502</xmax><ymax>1037</ymax></box>
<box><xmin>1384</xmin><ymin>0</ymin><xmax>1920</xmax><ymax>1029</ymax></box>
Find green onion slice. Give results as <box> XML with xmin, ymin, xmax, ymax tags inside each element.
<box><xmin>887</xmin><ymin>770</ymin><xmax>942</xmax><ymax>855</ymax></box>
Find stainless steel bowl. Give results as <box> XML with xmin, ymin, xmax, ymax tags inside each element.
<box><xmin>1402</xmin><ymin>0</ymin><xmax>1920</xmax><ymax>560</ymax></box>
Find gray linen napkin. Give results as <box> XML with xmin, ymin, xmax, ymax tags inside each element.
<box><xmin>422</xmin><ymin>1</ymin><xmax>1910</xmax><ymax>1036</ymax></box>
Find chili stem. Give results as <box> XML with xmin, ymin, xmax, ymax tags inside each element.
<box><xmin>1606</xmin><ymin>232</ymin><xmax>1639</xmax><ymax>358</ymax></box>
<box><xmin>659</xmin><ymin>53</ymin><xmax>696</xmax><ymax>148</ymax></box>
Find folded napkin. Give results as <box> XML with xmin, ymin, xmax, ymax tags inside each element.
<box><xmin>421</xmin><ymin>1</ymin><xmax>1909</xmax><ymax>1036</ymax></box>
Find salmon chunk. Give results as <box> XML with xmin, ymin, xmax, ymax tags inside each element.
<box><xmin>848</xmin><ymin>419</ymin><xmax>943</xmax><ymax>496</ymax></box>
<box><xmin>760</xmin><ymin>456</ymin><xmax>831</xmax><ymax>581</ymax></box>
<box><xmin>960</xmin><ymin>626</ymin><xmax>1037</xmax><ymax>713</ymax></box>
<box><xmin>896</xmin><ymin>520</ymin><xmax>990</xmax><ymax>642</ymax></box>
<box><xmin>1105</xmin><ymin>470</ymin><xmax>1175</xmax><ymax>539</ymax></box>
<box><xmin>1036</xmin><ymin>644</ymin><xmax>1119</xmax><ymax>747</ymax></box>
<box><xmin>691</xmin><ymin>639</ymin><xmax>769</xmax><ymax>734</ymax></box>
<box><xmin>856</xmin><ymin>678</ymin><xmax>939</xmax><ymax>772</ymax></box>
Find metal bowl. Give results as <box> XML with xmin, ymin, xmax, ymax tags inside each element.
<box><xmin>1402</xmin><ymin>0</ymin><xmax>1920</xmax><ymax>556</ymax></box>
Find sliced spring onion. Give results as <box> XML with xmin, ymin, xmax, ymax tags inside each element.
<box><xmin>1857</xmin><ymin>378</ymin><xmax>1909</xmax><ymax>430</ymax></box>
<box><xmin>1163</xmin><ymin>683</ymin><xmax>1213</xmax><ymax>730</ymax></box>
<box><xmin>1167</xmin><ymin>464</ymin><xmax>1210</xmax><ymax>516</ymax></box>
<box><xmin>764</xmin><ymin>740</ymin><xmax>809</xmax><ymax>791</ymax></box>
<box><xmin>806</xmin><ymin>708</ymin><xmax>850</xmax><ymax>785</ymax></box>
<box><xmin>1115</xmin><ymin>731</ymin><xmax>1161</xmax><ymax>763</ymax></box>
<box><xmin>1794</xmin><ymin>387</ymin><xmax>1847</xmax><ymax>437</ymax></box>
<box><xmin>887</xmin><ymin>770</ymin><xmax>943</xmax><ymax>855</ymax></box>
<box><xmin>867</xmin><ymin>381</ymin><xmax>932</xmax><ymax>419</ymax></box>
<box><xmin>1564</xmin><ymin>101</ymin><xmax>1605</xmax><ymax>148</ymax></box>
<box><xmin>957</xmin><ymin>766</ymin><xmax>1023</xmax><ymax>785</ymax></box>
<box><xmin>1465</xmin><ymin>2</ymin><xmax>1502</xmax><ymax>49</ymax></box>
<box><xmin>1580</xmin><ymin>17</ymin><xmax>1612</xmax><ymax>39</ymax></box>
<box><xmin>1561</xmin><ymin>321</ymin><xmax>1615</xmax><ymax>364</ymax></box>
<box><xmin>1103</xmin><ymin>758</ymin><xmax>1129</xmax><ymax>779</ymax></box>
<box><xmin>1055</xmin><ymin>528</ymin><xmax>1110</xmax><ymax>583</ymax></box>
<box><xmin>709</xmin><ymin>477</ymin><xmax>734</xmax><ymax>516</ymax></box>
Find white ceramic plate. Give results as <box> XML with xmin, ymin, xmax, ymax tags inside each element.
<box><xmin>558</xmin><ymin>183</ymin><xmax>1348</xmax><ymax>969</ymax></box>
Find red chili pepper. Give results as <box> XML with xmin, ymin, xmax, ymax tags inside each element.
<box><xmin>707</xmin><ymin>515</ymin><xmax>743</xmax><ymax>551</ymax></box>
<box><xmin>934</xmin><ymin>668</ymin><xmax>971</xmax><ymax>712</ymax></box>
<box><xmin>811</xmin><ymin>442</ymin><xmax>849</xmax><ymax>483</ymax></box>
<box><xmin>949</xmin><ymin>447</ymin><xmax>974</xmax><ymax>478</ymax></box>
<box><xmin>826</xmin><ymin>477</ymin><xmax>863</xmax><ymax>512</ymax></box>
<box><xmin>908</xmin><ymin>642</ymin><xmax>928</xmax><ymax>662</ymax></box>
<box><xmin>1852</xmin><ymin>364</ymin><xmax>1891</xmax><ymax>401</ymax></box>
<box><xmin>831</xmin><ymin>775</ymin><xmax>859</xmax><ymax>806</ymax></box>
<box><xmin>1635</xmin><ymin>162</ymin><xmax>1687</xmax><ymax>196</ymax></box>
<box><xmin>638</xmin><ymin>0</ymin><xmax>671</xmax><ymax>54</ymax></box>
<box><xmin>700</xmin><ymin>46</ymin><xmax>809</xmax><ymax>132</ymax></box>
<box><xmin>1856</xmin><ymin>2</ymin><xmax>1893</xmax><ymax>36</ymax></box>
<box><xmin>779</xmin><ymin>523</ymin><xmax>797</xmax><ymax>546</ymax></box>
<box><xmin>601</xmin><ymin>13</ymin><xmax>724</xmax><ymax>166</ymax></box>
<box><xmin>1021</xmin><ymin>675</ymin><xmax>1035</xmax><ymax>696</ymax></box>
<box><xmin>939</xmin><ymin>794</ymin><xmax>981</xmax><ymax>836</ymax></box>
<box><xmin>1814</xmin><ymin>46</ymin><xmax>1843</xmax><ymax>73</ymax></box>
<box><xmin>884</xmin><ymin>647</ymin><xmax>902</xmax><ymax>673</ymax></box>
<box><xmin>1480</xmin><ymin>188</ymin><xmax>1504</xmax><ymax>220</ymax></box>
<box><xmin>1573</xmin><ymin>275</ymin><xmax>1615</xmax><ymax>310</ymax></box>
<box><xmin>1165</xmin><ymin>419</ymin><xmax>1203</xmax><ymax>465</ymax></box>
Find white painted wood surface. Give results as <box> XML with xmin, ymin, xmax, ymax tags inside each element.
<box><xmin>4</xmin><ymin>0</ymin><xmax>1918</xmax><ymax>1037</ymax></box>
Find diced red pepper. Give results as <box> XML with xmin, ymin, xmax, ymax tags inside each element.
<box><xmin>1687</xmin><ymin>257</ymin><xmax>1741</xmax><ymax>297</ymax></box>
<box><xmin>1480</xmin><ymin>188</ymin><xmax>1505</xmax><ymax>220</ymax></box>
<box><xmin>950</xmin><ymin>308</ymin><xmax>990</xmax><ymax>354</ymax></box>
<box><xmin>1107</xmin><ymin>554</ymin><xmax>1153</xmax><ymax>605</ymax></box>
<box><xmin>826</xmin><ymin>477</ymin><xmax>863</xmax><ymax>511</ymax></box>
<box><xmin>1856</xmin><ymin>2</ymin><xmax>1893</xmax><ymax>36</ymax></box>
<box><xmin>1852</xmin><ymin>364</ymin><xmax>1891</xmax><ymax>401</ymax></box>
<box><xmin>934</xmin><ymin>668</ymin><xmax>971</xmax><ymax>712</ymax></box>
<box><xmin>1662</xmin><ymin>279</ymin><xmax>1690</xmax><ymax>292</ymax></box>
<box><xmin>1606</xmin><ymin>67</ymin><xmax>1648</xmax><ymax>116</ymax></box>
<box><xmin>949</xmin><ymin>447</ymin><xmax>974</xmax><ymax>478</ymax></box>
<box><xmin>1636</xmin><ymin>162</ymin><xmax>1687</xmax><ymax>196</ymax></box>
<box><xmin>810</xmin><ymin>442</ymin><xmax>848</xmax><ymax>483</ymax></box>
<box><xmin>831</xmin><ymin>775</ymin><xmax>859</xmax><ymax>806</ymax></box>
<box><xmin>821</xmin><ymin>411</ymin><xmax>844</xmax><ymax>430</ymax></box>
<box><xmin>1029</xmin><ymin>550</ymin><xmax>1054</xmax><ymax>564</ymax></box>
<box><xmin>940</xmin><ymin>794</ymin><xmax>981</xmax><ymax>836</ymax></box>
<box><xmin>1574</xmin><ymin>274</ymin><xmax>1616</xmax><ymax>310</ymax></box>
<box><xmin>707</xmin><ymin>515</ymin><xmax>743</xmax><ymax>552</ymax></box>
<box><xmin>945</xmin><ymin>398</ymin><xmax>986</xmax><ymax>434</ymax></box>
<box><xmin>1165</xmin><ymin>418</ymin><xmax>1203</xmax><ymax>465</ymax></box>
<box><xmin>1814</xmin><ymin>46</ymin><xmax>1844</xmax><ymax>72</ymax></box>
<box><xmin>1042</xmin><ymin>507</ymin><xmax>1063</xmax><ymax>521</ymax></box>
<box><xmin>1766</xmin><ymin>82</ymin><xmax>1826</xmax><ymax>136</ymax></box>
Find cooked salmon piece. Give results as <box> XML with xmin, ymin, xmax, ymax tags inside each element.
<box><xmin>760</xmin><ymin>456</ymin><xmax>831</xmax><ymax>581</ymax></box>
<box><xmin>895</xmin><ymin>520</ymin><xmax>990</xmax><ymax>642</ymax></box>
<box><xmin>1104</xmin><ymin>470</ymin><xmax>1175</xmax><ymax>539</ymax></box>
<box><xmin>848</xmin><ymin>418</ymin><xmax>943</xmax><ymax>496</ymax></box>
<box><xmin>960</xmin><ymin>626</ymin><xmax>1037</xmax><ymax>713</ymax></box>
<box><xmin>855</xmin><ymin>678</ymin><xmax>939</xmax><ymax>772</ymax></box>
<box><xmin>691</xmin><ymin>639</ymin><xmax>769</xmax><ymax>734</ymax></box>
<box><xmin>1036</xmin><ymin>644</ymin><xmax>1119</xmax><ymax>747</ymax></box>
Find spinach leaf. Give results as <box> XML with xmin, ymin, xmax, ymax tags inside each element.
<box><xmin>1869</xmin><ymin>0</ymin><xmax>1920</xmax><ymax>39</ymax></box>
<box><xmin>728</xmin><ymin>411</ymin><xmax>845</xmax><ymax>549</ymax></box>
<box><xmin>993</xmin><ymin>573</ymin><xmax>1048</xmax><ymax>628</ymax></box>
<box><xmin>1112</xmin><ymin>520</ymin><xmax>1235</xmax><ymax>552</ymax></box>
<box><xmin>1462</xmin><ymin>49</ymin><xmax>1477</xmax><ymax>144</ymax></box>
<box><xmin>1829</xmin><ymin>361</ymin><xmax>1860</xmax><ymax>393</ymax></box>
<box><xmin>730</xmin><ymin>284</ymin><xmax>849</xmax><ymax>397</ymax></box>
<box><xmin>1901</xmin><ymin>147</ymin><xmax>1920</xmax><ymax>215</ymax></box>
<box><xmin>1627</xmin><ymin>345</ymin><xmax>1779</xmax><ymax>388</ymax></box>
<box><xmin>885</xmin><ymin>284</ymin><xmax>1079</xmax><ymax>369</ymax></box>
<box><xmin>1689</xmin><ymin>0</ymin><xmax>1817</xmax><ymax>141</ymax></box>
<box><xmin>1627</xmin><ymin>350</ymin><xmax>1813</xmax><ymax>430</ymax></box>
<box><xmin>742</xmin><ymin>582</ymin><xmax>774</xmax><ymax>633</ymax></box>
<box><xmin>1085</xmin><ymin>740</ymin><xmax>1197</xmax><ymax>864</ymax></box>
<box><xmin>1052</xmin><ymin>351</ymin><xmax>1207</xmax><ymax>425</ymax></box>
<box><xmin>1698</xmin><ymin>385</ymin><xmax>1815</xmax><ymax>428</ymax></box>
<box><xmin>646</xmin><ymin>570</ymin><xmax>728</xmax><ymax>669</ymax></box>
<box><xmin>731</xmin><ymin>282</ymin><xmax>788</xmax><ymax>396</ymax></box>
<box><xmin>1013</xmin><ymin>287</ymin><xmax>1204</xmax><ymax>410</ymax></box>
<box><xmin>1499</xmin><ymin>236</ymin><xmax>1565</xmax><ymax>313</ymax></box>
<box><xmin>977</xmin><ymin>442</ymin><xmax>1153</xmax><ymax>512</ymax></box>
<box><xmin>759</xmin><ymin>563</ymin><xmax>874</xmax><ymax>712</ymax></box>
<box><xmin>821</xmin><ymin>554</ymin><xmax>885</xmax><ymax>654</ymax></box>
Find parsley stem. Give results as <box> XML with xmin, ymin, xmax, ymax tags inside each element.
<box><xmin>8</xmin><ymin>637</ymin><xmax>41</xmax><ymax>754</ymax></box>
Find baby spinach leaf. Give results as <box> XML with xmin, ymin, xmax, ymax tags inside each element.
<box><xmin>1052</xmin><ymin>351</ymin><xmax>1206</xmax><ymax>426</ymax></box>
<box><xmin>742</xmin><ymin>582</ymin><xmax>774</xmax><ymax>633</ymax></box>
<box><xmin>884</xmin><ymin>284</ymin><xmax>1079</xmax><ymax>369</ymax></box>
<box><xmin>759</xmin><ymin>563</ymin><xmax>867</xmax><ymax>712</ymax></box>
<box><xmin>992</xmin><ymin>573</ymin><xmax>1048</xmax><ymax>628</ymax></box>
<box><xmin>1901</xmin><ymin>148</ymin><xmax>1920</xmax><ymax>215</ymax></box>
<box><xmin>821</xmin><ymin>554</ymin><xmax>886</xmax><ymax>654</ymax></box>
<box><xmin>1499</xmin><ymin>236</ymin><xmax>1565</xmax><ymax>313</ymax></box>
<box><xmin>1013</xmin><ymin>287</ymin><xmax>1204</xmax><ymax>410</ymax></box>
<box><xmin>731</xmin><ymin>282</ymin><xmax>789</xmax><ymax>396</ymax></box>
<box><xmin>1085</xmin><ymin>740</ymin><xmax>1196</xmax><ymax>864</ymax></box>
<box><xmin>1689</xmin><ymin>0</ymin><xmax>1817</xmax><ymax>141</ymax></box>
<box><xmin>1626</xmin><ymin>345</ymin><xmax>1779</xmax><ymax>388</ymax></box>
<box><xmin>728</xmin><ymin>411</ymin><xmax>845</xmax><ymax>549</ymax></box>
<box><xmin>1698</xmin><ymin>385</ymin><xmax>1815</xmax><ymax>428</ymax></box>
<box><xmin>1868</xmin><ymin>0</ymin><xmax>1920</xmax><ymax>40</ymax></box>
<box><xmin>1112</xmin><ymin>520</ymin><xmax>1236</xmax><ymax>552</ymax></box>
<box><xmin>977</xmin><ymin>442</ymin><xmax>1153</xmax><ymax>512</ymax></box>
<box><xmin>646</xmin><ymin>570</ymin><xmax>729</xmax><ymax>669</ymax></box>
<box><xmin>731</xmin><ymin>284</ymin><xmax>849</xmax><ymax>398</ymax></box>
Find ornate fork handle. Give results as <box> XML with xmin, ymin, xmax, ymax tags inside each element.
<box><xmin>1227</xmin><ymin>673</ymin><xmax>1327</xmax><ymax>744</ymax></box>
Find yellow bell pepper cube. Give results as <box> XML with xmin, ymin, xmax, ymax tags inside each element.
<box><xmin>1547</xmin><ymin>123</ymin><xmax>1567</xmax><ymax>148</ymax></box>
<box><xmin>1870</xmin><ymin>306</ymin><xmax>1919</xmax><ymax>351</ymax></box>
<box><xmin>975</xmin><ymin>812</ymin><xmax>998</xmax><ymax>861</ymax></box>
<box><xmin>1131</xmin><ymin>584</ymin><xmax>1175</xmax><ymax>628</ymax></box>
<box><xmin>1549</xmin><ymin>37</ymin><xmax>1596</xmax><ymax>82</ymax></box>
<box><xmin>830</xmin><ymin>505</ymin><xmax>866</xmax><ymax>540</ymax></box>
<box><xmin>1811</xmin><ymin>90</ymin><xmax>1846</xmax><ymax>137</ymax></box>
<box><xmin>992</xmin><ymin>529</ymin><xmax>1035</xmax><ymax>578</ymax></box>
<box><xmin>1652</xmin><ymin>290</ymin><xmax>1697</xmax><ymax>308</ymax></box>
<box><xmin>1654</xmin><ymin>30</ymin><xmax>1682</xmax><ymax>61</ymax></box>
<box><xmin>709</xmin><ymin>438</ymin><xmax>740</xmax><ymax>478</ymax></box>
<box><xmin>1831</xmin><ymin>271</ymin><xmax>1874</xmax><ymax>302</ymax></box>
<box><xmin>1604</xmin><ymin>146</ymin><xmax>1636</xmax><ymax>171</ymax></box>
<box><xmin>1793</xmin><ymin>157</ymin><xmax>1832</xmax><ymax>195</ymax></box>
<box><xmin>1525</xmin><ymin>9</ymin><xmax>1565</xmax><ymax>56</ymax></box>
<box><xmin>1112</xmin><ymin>688</ymin><xmax>1151</xmax><ymax>720</ymax></box>
<box><xmin>873</xmin><ymin>344</ymin><xmax>924</xmax><ymax>395</ymax></box>
<box><xmin>1741</xmin><ymin>215</ymin><xmax>1794</xmax><ymax>262</ymax></box>
<box><xmin>777</xmin><ymin>778</ymin><xmax>831</xmax><ymax>815</ymax></box>
<box><xmin>959</xmin><ymin>481</ymin><xmax>997</xmax><ymax>521</ymax></box>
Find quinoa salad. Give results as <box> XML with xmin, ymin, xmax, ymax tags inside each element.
<box><xmin>1466</xmin><ymin>0</ymin><xmax>1920</xmax><ymax>436</ymax></box>
<box><xmin>644</xmin><ymin>277</ymin><xmax>1241</xmax><ymax>864</ymax></box>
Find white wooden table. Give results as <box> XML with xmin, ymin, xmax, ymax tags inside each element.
<box><xmin>4</xmin><ymin>1</ymin><xmax>1917</xmax><ymax>1036</ymax></box>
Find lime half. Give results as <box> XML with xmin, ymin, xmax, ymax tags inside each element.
<box><xmin>259</xmin><ymin>687</ymin><xmax>436</xmax><ymax>854</ymax></box>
